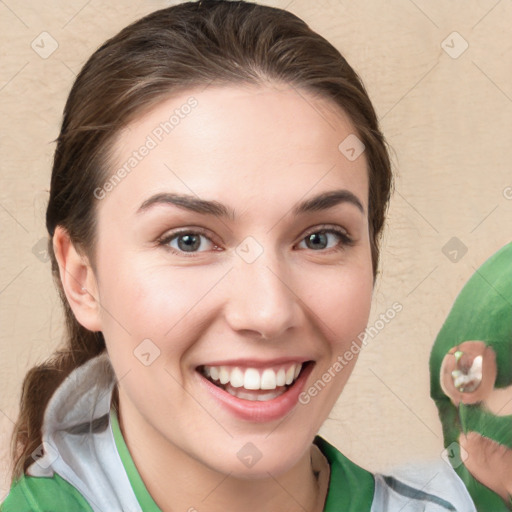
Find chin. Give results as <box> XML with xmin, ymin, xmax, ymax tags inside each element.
<box><xmin>195</xmin><ymin>434</ymin><xmax>312</xmax><ymax>480</ymax></box>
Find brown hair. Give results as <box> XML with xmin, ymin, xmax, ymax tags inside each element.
<box><xmin>11</xmin><ymin>0</ymin><xmax>392</xmax><ymax>480</ymax></box>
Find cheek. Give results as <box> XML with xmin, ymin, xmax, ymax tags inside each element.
<box><xmin>295</xmin><ymin>263</ymin><xmax>373</xmax><ymax>425</ymax></box>
<box><xmin>301</xmin><ymin>260</ymin><xmax>374</xmax><ymax>347</ymax></box>
<box><xmin>96</xmin><ymin>258</ymin><xmax>230</xmax><ymax>358</ymax></box>
<box><xmin>96</xmin><ymin>241</ymin><xmax>373</xmax><ymax>356</ymax></box>
<box><xmin>96</xmin><ymin>263</ymin><xmax>222</xmax><ymax>404</ymax></box>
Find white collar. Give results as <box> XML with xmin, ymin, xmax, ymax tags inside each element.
<box><xmin>26</xmin><ymin>352</ymin><xmax>142</xmax><ymax>512</ymax></box>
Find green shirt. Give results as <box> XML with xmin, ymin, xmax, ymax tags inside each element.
<box><xmin>1</xmin><ymin>411</ymin><xmax>375</xmax><ymax>512</ymax></box>
<box><xmin>1</xmin><ymin>352</ymin><xmax>475</xmax><ymax>511</ymax></box>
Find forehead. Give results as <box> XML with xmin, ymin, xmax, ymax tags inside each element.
<box><xmin>103</xmin><ymin>84</ymin><xmax>369</xmax><ymax>218</ymax></box>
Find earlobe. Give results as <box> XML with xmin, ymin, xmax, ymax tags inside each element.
<box><xmin>52</xmin><ymin>226</ymin><xmax>102</xmax><ymax>332</ymax></box>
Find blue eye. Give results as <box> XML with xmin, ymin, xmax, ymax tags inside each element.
<box><xmin>158</xmin><ymin>225</ymin><xmax>353</xmax><ymax>257</ymax></box>
<box><xmin>298</xmin><ymin>228</ymin><xmax>353</xmax><ymax>251</ymax></box>
<box><xmin>159</xmin><ymin>230</ymin><xmax>216</xmax><ymax>254</ymax></box>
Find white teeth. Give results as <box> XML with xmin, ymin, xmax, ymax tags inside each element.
<box><xmin>261</xmin><ymin>369</ymin><xmax>277</xmax><ymax>390</ymax></box>
<box><xmin>244</xmin><ymin>369</ymin><xmax>261</xmax><ymax>390</ymax></box>
<box><xmin>219</xmin><ymin>367</ymin><xmax>230</xmax><ymax>385</ymax></box>
<box><xmin>203</xmin><ymin>363</ymin><xmax>304</xmax><ymax>392</ymax></box>
<box><xmin>227</xmin><ymin>387</ymin><xmax>284</xmax><ymax>401</ymax></box>
<box><xmin>230</xmin><ymin>367</ymin><xmax>244</xmax><ymax>388</ymax></box>
<box><xmin>209</xmin><ymin>366</ymin><xmax>219</xmax><ymax>381</ymax></box>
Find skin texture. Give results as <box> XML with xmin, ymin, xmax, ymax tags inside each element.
<box><xmin>460</xmin><ymin>432</ymin><xmax>512</xmax><ymax>503</ymax></box>
<box><xmin>53</xmin><ymin>84</ymin><xmax>374</xmax><ymax>512</ymax></box>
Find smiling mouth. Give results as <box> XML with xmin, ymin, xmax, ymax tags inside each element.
<box><xmin>197</xmin><ymin>361</ymin><xmax>313</xmax><ymax>402</ymax></box>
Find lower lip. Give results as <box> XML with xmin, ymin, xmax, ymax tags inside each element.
<box><xmin>197</xmin><ymin>363</ymin><xmax>314</xmax><ymax>423</ymax></box>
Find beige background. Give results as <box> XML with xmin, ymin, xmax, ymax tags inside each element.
<box><xmin>1</xmin><ymin>0</ymin><xmax>512</xmax><ymax>499</ymax></box>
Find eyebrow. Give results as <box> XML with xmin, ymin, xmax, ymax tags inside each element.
<box><xmin>136</xmin><ymin>189</ymin><xmax>365</xmax><ymax>219</ymax></box>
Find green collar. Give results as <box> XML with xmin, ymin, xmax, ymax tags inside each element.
<box><xmin>110</xmin><ymin>410</ymin><xmax>374</xmax><ymax>511</ymax></box>
<box><xmin>314</xmin><ymin>436</ymin><xmax>374</xmax><ymax>511</ymax></box>
<box><xmin>110</xmin><ymin>409</ymin><xmax>161</xmax><ymax>511</ymax></box>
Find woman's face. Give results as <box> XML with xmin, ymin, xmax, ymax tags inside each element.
<box><xmin>91</xmin><ymin>84</ymin><xmax>373</xmax><ymax>477</ymax></box>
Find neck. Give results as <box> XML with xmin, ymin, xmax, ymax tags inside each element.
<box><xmin>117</xmin><ymin>398</ymin><xmax>329</xmax><ymax>512</ymax></box>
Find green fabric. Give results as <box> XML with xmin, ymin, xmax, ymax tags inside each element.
<box><xmin>314</xmin><ymin>436</ymin><xmax>374</xmax><ymax>511</ymax></box>
<box><xmin>0</xmin><ymin>472</ymin><xmax>94</xmax><ymax>512</ymax></box>
<box><xmin>1</xmin><ymin>415</ymin><xmax>374</xmax><ymax>511</ymax></box>
<box><xmin>110</xmin><ymin>409</ymin><xmax>162</xmax><ymax>511</ymax></box>
<box><xmin>111</xmin><ymin>408</ymin><xmax>375</xmax><ymax>512</ymax></box>
<box><xmin>429</xmin><ymin>241</ymin><xmax>512</xmax><ymax>511</ymax></box>
<box><xmin>459</xmin><ymin>403</ymin><xmax>512</xmax><ymax>448</ymax></box>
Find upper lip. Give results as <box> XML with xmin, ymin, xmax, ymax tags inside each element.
<box><xmin>197</xmin><ymin>357</ymin><xmax>313</xmax><ymax>369</ymax></box>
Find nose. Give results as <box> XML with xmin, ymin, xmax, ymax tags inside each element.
<box><xmin>222</xmin><ymin>247</ymin><xmax>302</xmax><ymax>340</ymax></box>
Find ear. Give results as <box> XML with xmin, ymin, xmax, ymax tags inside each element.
<box><xmin>53</xmin><ymin>225</ymin><xmax>102</xmax><ymax>332</ymax></box>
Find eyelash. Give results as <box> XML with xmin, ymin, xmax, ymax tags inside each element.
<box><xmin>157</xmin><ymin>225</ymin><xmax>354</xmax><ymax>257</ymax></box>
